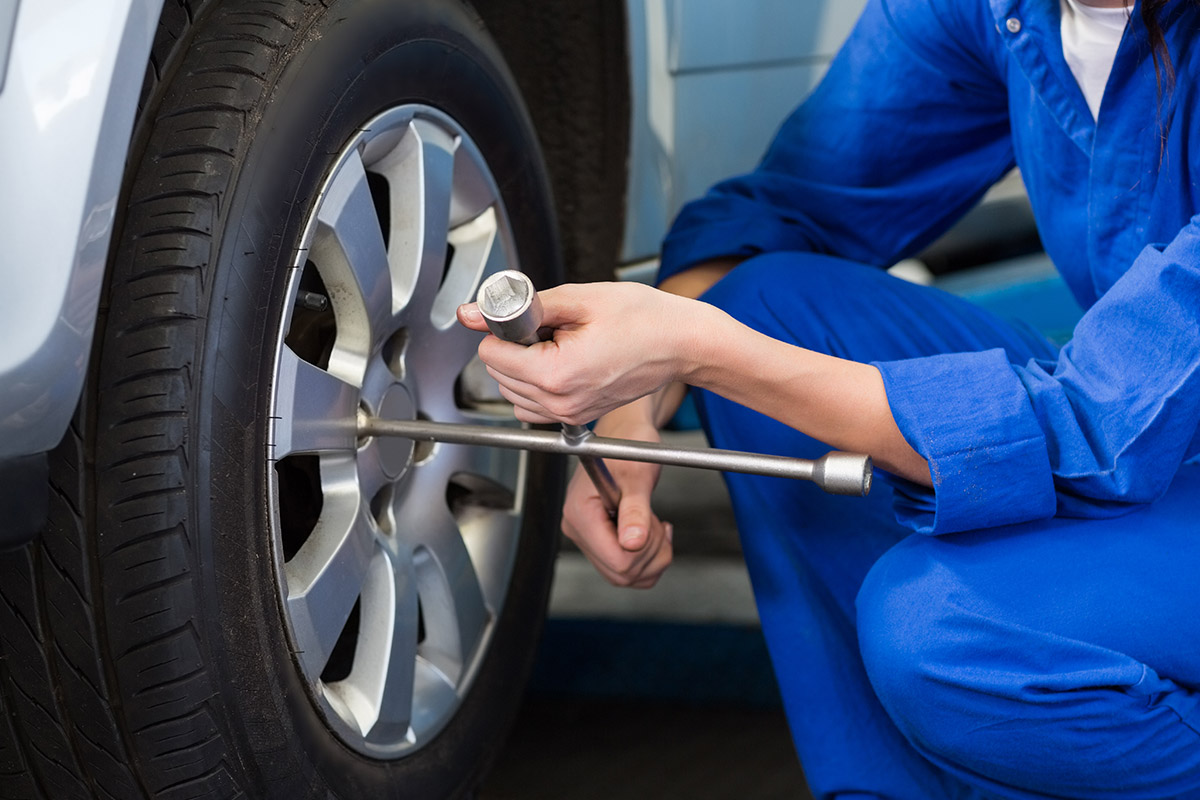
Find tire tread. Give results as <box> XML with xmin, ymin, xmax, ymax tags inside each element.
<box><xmin>0</xmin><ymin>2</ymin><xmax>320</xmax><ymax>797</ymax></box>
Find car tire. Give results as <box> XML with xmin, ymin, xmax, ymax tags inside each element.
<box><xmin>0</xmin><ymin>1</ymin><xmax>563</xmax><ymax>797</ymax></box>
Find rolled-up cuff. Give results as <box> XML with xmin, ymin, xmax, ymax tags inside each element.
<box><xmin>873</xmin><ymin>348</ymin><xmax>1057</xmax><ymax>535</ymax></box>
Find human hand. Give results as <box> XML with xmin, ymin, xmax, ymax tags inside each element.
<box><xmin>456</xmin><ymin>282</ymin><xmax>706</xmax><ymax>426</ymax></box>
<box><xmin>560</xmin><ymin>421</ymin><xmax>673</xmax><ymax>588</ymax></box>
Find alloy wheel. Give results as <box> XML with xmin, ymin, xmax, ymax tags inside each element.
<box><xmin>267</xmin><ymin>104</ymin><xmax>528</xmax><ymax>759</ymax></box>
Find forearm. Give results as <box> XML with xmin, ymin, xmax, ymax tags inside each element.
<box><xmin>684</xmin><ymin>304</ymin><xmax>932</xmax><ymax>486</ymax></box>
<box><xmin>593</xmin><ymin>383</ymin><xmax>689</xmax><ymax>438</ymax></box>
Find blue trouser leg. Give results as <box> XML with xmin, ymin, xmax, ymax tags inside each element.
<box><xmin>693</xmin><ymin>253</ymin><xmax>1200</xmax><ymax>799</ymax></box>
<box><xmin>858</xmin><ymin>466</ymin><xmax>1200</xmax><ymax>799</ymax></box>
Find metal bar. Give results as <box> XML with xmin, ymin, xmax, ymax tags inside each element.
<box><xmin>358</xmin><ymin>417</ymin><xmax>872</xmax><ymax>496</ymax></box>
<box><xmin>561</xmin><ymin>424</ymin><xmax>623</xmax><ymax>516</ymax></box>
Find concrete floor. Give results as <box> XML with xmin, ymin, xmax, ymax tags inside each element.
<box><xmin>482</xmin><ymin>698</ymin><xmax>810</xmax><ymax>800</ymax></box>
<box><xmin>480</xmin><ymin>434</ymin><xmax>815</xmax><ymax>799</ymax></box>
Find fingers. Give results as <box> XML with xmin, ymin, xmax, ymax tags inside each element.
<box><xmin>455</xmin><ymin>301</ymin><xmax>489</xmax><ymax>332</ymax></box>
<box><xmin>493</xmin><ymin>382</ymin><xmax>556</xmax><ymax>424</ymax></box>
<box><xmin>560</xmin><ymin>462</ymin><xmax>672</xmax><ymax>589</ymax></box>
<box><xmin>477</xmin><ymin>332</ymin><xmax>556</xmax><ymax>382</ymax></box>
<box><xmin>453</xmin><ymin>312</ymin><xmax>574</xmax><ymax>421</ymax></box>
<box><xmin>486</xmin><ymin>362</ymin><xmax>601</xmax><ymax>426</ymax></box>
<box><xmin>616</xmin><ymin>490</ymin><xmax>653</xmax><ymax>551</ymax></box>
<box><xmin>461</xmin><ymin>282</ymin><xmax>675</xmax><ymax>427</ymax></box>
<box><xmin>531</xmin><ymin>284</ymin><xmax>593</xmax><ymax>330</ymax></box>
<box><xmin>486</xmin><ymin>365</ymin><xmax>551</xmax><ymax>408</ymax></box>
<box><xmin>456</xmin><ymin>302</ymin><xmax>554</xmax><ymax>415</ymax></box>
<box><xmin>565</xmin><ymin>512</ymin><xmax>673</xmax><ymax>589</ymax></box>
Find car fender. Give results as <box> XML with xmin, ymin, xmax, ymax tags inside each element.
<box><xmin>0</xmin><ymin>0</ymin><xmax>163</xmax><ymax>459</ymax></box>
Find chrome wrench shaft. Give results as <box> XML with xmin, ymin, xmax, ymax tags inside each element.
<box><xmin>560</xmin><ymin>423</ymin><xmax>624</xmax><ymax>517</ymax></box>
<box><xmin>358</xmin><ymin>416</ymin><xmax>873</xmax><ymax>496</ymax></box>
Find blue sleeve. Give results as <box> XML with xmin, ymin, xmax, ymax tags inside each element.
<box><xmin>877</xmin><ymin>219</ymin><xmax>1200</xmax><ymax>534</ymax></box>
<box><xmin>657</xmin><ymin>0</ymin><xmax>1014</xmax><ymax>282</ymax></box>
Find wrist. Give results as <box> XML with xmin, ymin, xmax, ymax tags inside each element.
<box><xmin>594</xmin><ymin>397</ymin><xmax>660</xmax><ymax>440</ymax></box>
<box><xmin>672</xmin><ymin>300</ymin><xmax>735</xmax><ymax>389</ymax></box>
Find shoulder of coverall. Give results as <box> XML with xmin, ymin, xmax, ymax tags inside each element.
<box><xmin>874</xmin><ymin>0</ymin><xmax>1011</xmax><ymax>89</ymax></box>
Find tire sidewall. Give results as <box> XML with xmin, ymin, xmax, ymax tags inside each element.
<box><xmin>193</xmin><ymin>1</ymin><xmax>562</xmax><ymax>795</ymax></box>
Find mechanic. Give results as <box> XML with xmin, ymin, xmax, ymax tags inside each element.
<box><xmin>459</xmin><ymin>0</ymin><xmax>1200</xmax><ymax>797</ymax></box>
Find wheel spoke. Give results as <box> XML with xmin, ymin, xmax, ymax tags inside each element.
<box><xmin>415</xmin><ymin>413</ymin><xmax>526</xmax><ymax>613</ymax></box>
<box><xmin>429</xmin><ymin>208</ymin><xmax>503</xmax><ymax>330</ymax></box>
<box><xmin>412</xmin><ymin>658</ymin><xmax>459</xmax><ymax>738</ymax></box>
<box><xmin>354</xmin><ymin>448</ymin><xmax>392</xmax><ymax>513</ymax></box>
<box><xmin>375</xmin><ymin>549</ymin><xmax>420</xmax><ymax>734</ymax></box>
<box><xmin>449</xmin><ymin>140</ymin><xmax>499</xmax><ymax>229</ymax></box>
<box><xmin>285</xmin><ymin>484</ymin><xmax>375</xmax><ymax>676</ymax></box>
<box><xmin>310</xmin><ymin>151</ymin><xmax>393</xmax><ymax>375</ymax></box>
<box><xmin>456</xmin><ymin>504</ymin><xmax>522</xmax><ymax>614</ymax></box>
<box><xmin>272</xmin><ymin>347</ymin><xmax>360</xmax><ymax>460</ymax></box>
<box><xmin>433</xmin><ymin>428</ymin><xmax>525</xmax><ymax>499</ymax></box>
<box><xmin>374</xmin><ymin>119</ymin><xmax>456</xmax><ymax>319</ymax></box>
<box><xmin>433</xmin><ymin>437</ymin><xmax>524</xmax><ymax>613</ymax></box>
<box><xmin>325</xmin><ymin>547</ymin><xmax>419</xmax><ymax>738</ymax></box>
<box><xmin>405</xmin><ymin>212</ymin><xmax>509</xmax><ymax>411</ymax></box>
<box><xmin>396</xmin><ymin>480</ymin><xmax>489</xmax><ymax>684</ymax></box>
<box><xmin>405</xmin><ymin>328</ymin><xmax>487</xmax><ymax>424</ymax></box>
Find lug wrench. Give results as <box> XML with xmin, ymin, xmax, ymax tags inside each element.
<box><xmin>357</xmin><ymin>415</ymin><xmax>873</xmax><ymax>495</ymax></box>
<box><xmin>355</xmin><ymin>270</ymin><xmax>873</xmax><ymax>499</ymax></box>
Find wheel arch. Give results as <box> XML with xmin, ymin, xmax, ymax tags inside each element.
<box><xmin>474</xmin><ymin>0</ymin><xmax>632</xmax><ymax>283</ymax></box>
<box><xmin>0</xmin><ymin>0</ymin><xmax>163</xmax><ymax>469</ymax></box>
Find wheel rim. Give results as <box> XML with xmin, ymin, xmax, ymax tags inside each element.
<box><xmin>266</xmin><ymin>105</ymin><xmax>528</xmax><ymax>759</ymax></box>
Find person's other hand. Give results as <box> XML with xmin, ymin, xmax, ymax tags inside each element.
<box><xmin>560</xmin><ymin>421</ymin><xmax>673</xmax><ymax>588</ymax></box>
<box><xmin>457</xmin><ymin>282</ymin><xmax>705</xmax><ymax>425</ymax></box>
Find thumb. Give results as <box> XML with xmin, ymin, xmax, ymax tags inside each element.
<box><xmin>615</xmin><ymin>494</ymin><xmax>652</xmax><ymax>552</ymax></box>
<box><xmin>456</xmin><ymin>301</ymin><xmax>490</xmax><ymax>332</ymax></box>
<box><xmin>532</xmin><ymin>285</ymin><xmax>590</xmax><ymax>332</ymax></box>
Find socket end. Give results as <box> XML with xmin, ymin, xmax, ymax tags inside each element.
<box><xmin>478</xmin><ymin>270</ymin><xmax>533</xmax><ymax>321</ymax></box>
<box><xmin>476</xmin><ymin>270</ymin><xmax>544</xmax><ymax>345</ymax></box>
<box><xmin>814</xmin><ymin>452</ymin><xmax>873</xmax><ymax>496</ymax></box>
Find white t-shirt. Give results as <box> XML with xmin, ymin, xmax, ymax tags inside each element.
<box><xmin>1060</xmin><ymin>0</ymin><xmax>1130</xmax><ymax>120</ymax></box>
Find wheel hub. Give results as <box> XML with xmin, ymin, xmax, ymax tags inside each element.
<box><xmin>368</xmin><ymin>382</ymin><xmax>417</xmax><ymax>481</ymax></box>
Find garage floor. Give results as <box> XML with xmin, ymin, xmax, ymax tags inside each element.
<box><xmin>479</xmin><ymin>433</ymin><xmax>815</xmax><ymax>800</ymax></box>
<box><xmin>482</xmin><ymin>697</ymin><xmax>809</xmax><ymax>800</ymax></box>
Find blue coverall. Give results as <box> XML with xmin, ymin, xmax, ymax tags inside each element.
<box><xmin>656</xmin><ymin>0</ymin><xmax>1200</xmax><ymax>797</ymax></box>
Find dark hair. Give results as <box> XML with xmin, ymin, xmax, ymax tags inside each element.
<box><xmin>1141</xmin><ymin>0</ymin><xmax>1179</xmax><ymax>90</ymax></box>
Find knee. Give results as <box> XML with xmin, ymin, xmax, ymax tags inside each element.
<box><xmin>858</xmin><ymin>538</ymin><xmax>1200</xmax><ymax>795</ymax></box>
<box><xmin>698</xmin><ymin>253</ymin><xmax>789</xmax><ymax>324</ymax></box>
<box><xmin>700</xmin><ymin>252</ymin><xmax>882</xmax><ymax>352</ymax></box>
<box><xmin>855</xmin><ymin>537</ymin><xmax>989</xmax><ymax>761</ymax></box>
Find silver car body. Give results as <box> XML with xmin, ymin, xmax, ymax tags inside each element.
<box><xmin>622</xmin><ymin>0</ymin><xmax>865</xmax><ymax>262</ymax></box>
<box><xmin>0</xmin><ymin>0</ymin><xmax>162</xmax><ymax>459</ymax></box>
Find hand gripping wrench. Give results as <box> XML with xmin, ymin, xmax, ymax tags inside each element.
<box><xmin>356</xmin><ymin>270</ymin><xmax>874</xmax><ymax>502</ymax></box>
<box><xmin>472</xmin><ymin>270</ymin><xmax>623</xmax><ymax>516</ymax></box>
